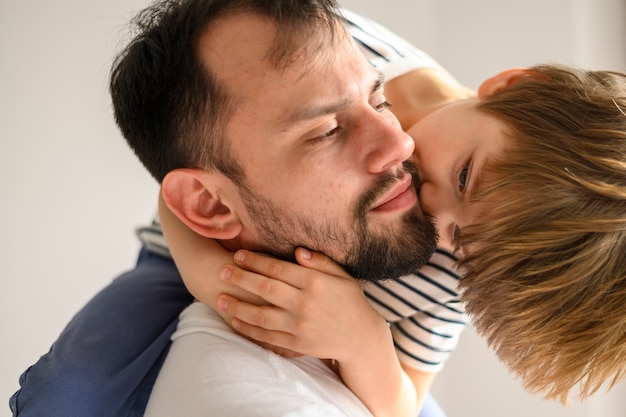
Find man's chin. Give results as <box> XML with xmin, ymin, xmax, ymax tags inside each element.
<box><xmin>343</xmin><ymin>210</ymin><xmax>438</xmax><ymax>282</ymax></box>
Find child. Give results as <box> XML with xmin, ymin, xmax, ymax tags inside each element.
<box><xmin>446</xmin><ymin>65</ymin><xmax>626</xmax><ymax>402</ymax></box>
<box><xmin>159</xmin><ymin>62</ymin><xmax>626</xmax><ymax>410</ymax></box>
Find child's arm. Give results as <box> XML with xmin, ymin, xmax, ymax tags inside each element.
<box><xmin>159</xmin><ymin>193</ymin><xmax>302</xmax><ymax>357</ymax></box>
<box><xmin>158</xmin><ymin>193</ymin><xmax>267</xmax><ymax>321</ymax></box>
<box><xmin>216</xmin><ymin>248</ymin><xmax>435</xmax><ymax>417</ymax></box>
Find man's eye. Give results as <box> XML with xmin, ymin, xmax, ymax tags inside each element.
<box><xmin>458</xmin><ymin>159</ymin><xmax>471</xmax><ymax>192</ymax></box>
<box><xmin>373</xmin><ymin>101</ymin><xmax>392</xmax><ymax>112</ymax></box>
<box><xmin>308</xmin><ymin>126</ymin><xmax>341</xmax><ymax>144</ymax></box>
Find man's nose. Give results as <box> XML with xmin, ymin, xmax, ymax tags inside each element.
<box><xmin>362</xmin><ymin>112</ymin><xmax>414</xmax><ymax>174</ymax></box>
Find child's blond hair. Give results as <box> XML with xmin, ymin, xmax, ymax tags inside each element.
<box><xmin>458</xmin><ymin>65</ymin><xmax>626</xmax><ymax>402</ymax></box>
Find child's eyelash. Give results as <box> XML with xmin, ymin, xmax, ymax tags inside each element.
<box><xmin>458</xmin><ymin>158</ymin><xmax>471</xmax><ymax>192</ymax></box>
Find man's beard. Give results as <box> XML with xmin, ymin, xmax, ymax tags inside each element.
<box><xmin>239</xmin><ymin>160</ymin><xmax>437</xmax><ymax>282</ymax></box>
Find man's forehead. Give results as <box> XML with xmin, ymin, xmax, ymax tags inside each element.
<box><xmin>198</xmin><ymin>13</ymin><xmax>276</xmax><ymax>75</ymax></box>
<box><xmin>276</xmin><ymin>70</ymin><xmax>384</xmax><ymax>129</ymax></box>
<box><xmin>197</xmin><ymin>10</ymin><xmax>381</xmax><ymax>143</ymax></box>
<box><xmin>203</xmin><ymin>16</ymin><xmax>371</xmax><ymax>102</ymax></box>
<box><xmin>198</xmin><ymin>12</ymin><xmax>352</xmax><ymax>74</ymax></box>
<box><xmin>244</xmin><ymin>54</ymin><xmax>379</xmax><ymax>135</ymax></box>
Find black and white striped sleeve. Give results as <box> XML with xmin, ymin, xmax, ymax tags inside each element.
<box><xmin>364</xmin><ymin>249</ymin><xmax>468</xmax><ymax>373</ymax></box>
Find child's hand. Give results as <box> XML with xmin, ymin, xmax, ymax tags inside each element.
<box><xmin>215</xmin><ymin>247</ymin><xmax>387</xmax><ymax>362</ymax></box>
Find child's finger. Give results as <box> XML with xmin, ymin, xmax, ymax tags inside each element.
<box><xmin>232</xmin><ymin>249</ymin><xmax>313</xmax><ymax>289</ymax></box>
<box><xmin>294</xmin><ymin>247</ymin><xmax>351</xmax><ymax>278</ymax></box>
<box><xmin>216</xmin><ymin>294</ymin><xmax>294</xmax><ymax>333</ymax></box>
<box><xmin>219</xmin><ymin>264</ymin><xmax>300</xmax><ymax>308</ymax></box>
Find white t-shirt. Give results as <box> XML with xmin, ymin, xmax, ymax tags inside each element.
<box><xmin>145</xmin><ymin>302</ymin><xmax>374</xmax><ymax>417</ymax></box>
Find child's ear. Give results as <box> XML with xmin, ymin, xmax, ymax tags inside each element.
<box><xmin>477</xmin><ymin>68</ymin><xmax>533</xmax><ymax>98</ymax></box>
<box><xmin>161</xmin><ymin>168</ymin><xmax>242</xmax><ymax>240</ymax></box>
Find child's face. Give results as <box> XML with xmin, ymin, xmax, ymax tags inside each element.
<box><xmin>407</xmin><ymin>98</ymin><xmax>509</xmax><ymax>251</ymax></box>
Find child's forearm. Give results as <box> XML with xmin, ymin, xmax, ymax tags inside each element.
<box><xmin>158</xmin><ymin>193</ymin><xmax>266</xmax><ymax>316</ymax></box>
<box><xmin>336</xmin><ymin>319</ymin><xmax>433</xmax><ymax>417</ymax></box>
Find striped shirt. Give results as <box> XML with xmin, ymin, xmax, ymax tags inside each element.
<box><xmin>137</xmin><ymin>9</ymin><xmax>467</xmax><ymax>374</ymax></box>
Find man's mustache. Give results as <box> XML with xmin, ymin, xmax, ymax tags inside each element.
<box><xmin>356</xmin><ymin>160</ymin><xmax>420</xmax><ymax>218</ymax></box>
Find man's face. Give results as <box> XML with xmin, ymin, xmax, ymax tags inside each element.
<box><xmin>201</xmin><ymin>13</ymin><xmax>437</xmax><ymax>281</ymax></box>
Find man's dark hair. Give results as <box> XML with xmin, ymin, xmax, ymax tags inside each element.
<box><xmin>110</xmin><ymin>0</ymin><xmax>343</xmax><ymax>183</ymax></box>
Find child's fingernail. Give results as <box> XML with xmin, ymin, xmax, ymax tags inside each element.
<box><xmin>234</xmin><ymin>250</ymin><xmax>245</xmax><ymax>262</ymax></box>
<box><xmin>217</xmin><ymin>297</ymin><xmax>228</xmax><ymax>310</ymax></box>
<box><xmin>220</xmin><ymin>266</ymin><xmax>232</xmax><ymax>281</ymax></box>
<box><xmin>300</xmin><ymin>248</ymin><xmax>311</xmax><ymax>260</ymax></box>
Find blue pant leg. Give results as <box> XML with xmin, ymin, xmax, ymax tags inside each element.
<box><xmin>419</xmin><ymin>393</ymin><xmax>447</xmax><ymax>417</ymax></box>
<box><xmin>10</xmin><ymin>249</ymin><xmax>193</xmax><ymax>417</ymax></box>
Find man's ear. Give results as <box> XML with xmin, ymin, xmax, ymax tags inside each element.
<box><xmin>161</xmin><ymin>168</ymin><xmax>242</xmax><ymax>240</ymax></box>
<box><xmin>477</xmin><ymin>68</ymin><xmax>533</xmax><ymax>98</ymax></box>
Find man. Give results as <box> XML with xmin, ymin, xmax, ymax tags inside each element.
<box><xmin>113</xmin><ymin>1</ymin><xmax>438</xmax><ymax>415</ymax></box>
<box><xmin>11</xmin><ymin>2</ymin><xmax>464</xmax><ymax>416</ymax></box>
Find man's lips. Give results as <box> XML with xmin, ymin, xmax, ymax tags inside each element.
<box><xmin>370</xmin><ymin>174</ymin><xmax>417</xmax><ymax>212</ymax></box>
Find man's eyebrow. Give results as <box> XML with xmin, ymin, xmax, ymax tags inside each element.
<box><xmin>279</xmin><ymin>71</ymin><xmax>385</xmax><ymax>127</ymax></box>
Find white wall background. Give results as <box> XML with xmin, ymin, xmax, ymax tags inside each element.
<box><xmin>1</xmin><ymin>1</ymin><xmax>624</xmax><ymax>416</ymax></box>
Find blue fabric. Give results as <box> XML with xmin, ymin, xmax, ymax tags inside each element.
<box><xmin>9</xmin><ymin>248</ymin><xmax>447</xmax><ymax>417</ymax></box>
<box><xmin>10</xmin><ymin>249</ymin><xmax>193</xmax><ymax>417</ymax></box>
